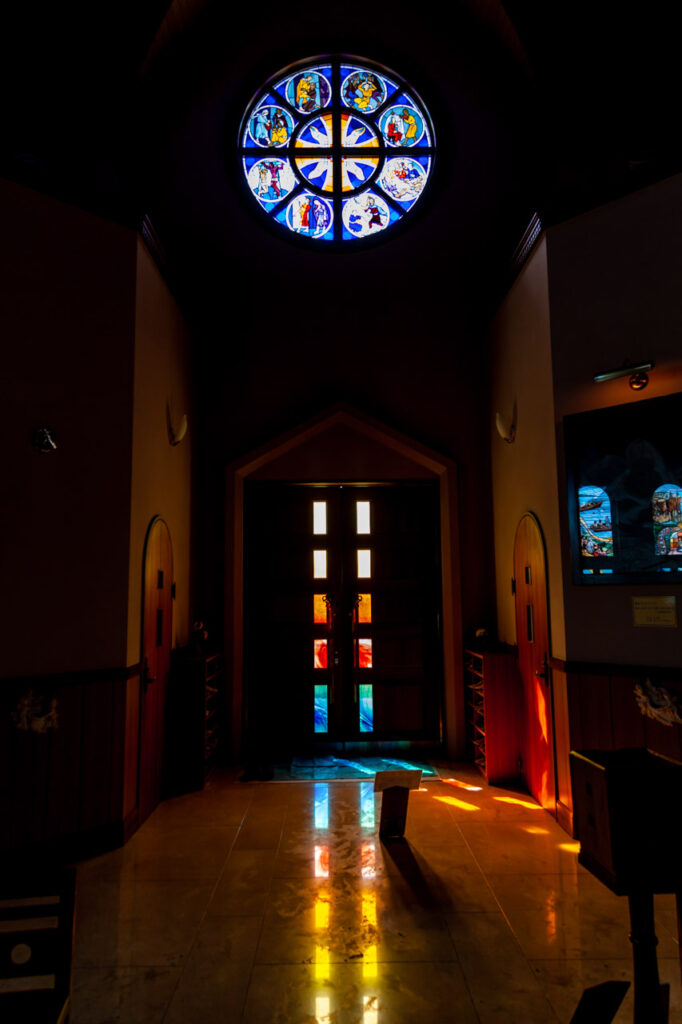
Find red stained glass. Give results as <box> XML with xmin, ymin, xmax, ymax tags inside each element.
<box><xmin>314</xmin><ymin>639</ymin><xmax>328</xmax><ymax>669</ymax></box>
<box><xmin>357</xmin><ymin>638</ymin><xmax>372</xmax><ymax>669</ymax></box>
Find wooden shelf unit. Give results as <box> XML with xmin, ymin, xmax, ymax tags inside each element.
<box><xmin>464</xmin><ymin>648</ymin><xmax>521</xmax><ymax>784</ymax></box>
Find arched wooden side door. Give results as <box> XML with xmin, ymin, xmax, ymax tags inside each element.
<box><xmin>139</xmin><ymin>517</ymin><xmax>173</xmax><ymax>825</ymax></box>
<box><xmin>513</xmin><ymin>513</ymin><xmax>556</xmax><ymax>813</ymax></box>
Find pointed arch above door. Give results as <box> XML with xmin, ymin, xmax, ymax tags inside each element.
<box><xmin>226</xmin><ymin>405</ymin><xmax>463</xmax><ymax>759</ymax></box>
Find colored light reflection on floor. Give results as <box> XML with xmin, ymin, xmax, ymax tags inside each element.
<box><xmin>362</xmin><ymin>892</ymin><xmax>377</xmax><ymax>979</ymax></box>
<box><xmin>315</xmin><ymin>845</ymin><xmax>330</xmax><ymax>878</ymax></box>
<box><xmin>444</xmin><ymin>778</ymin><xmax>483</xmax><ymax>791</ymax></box>
<box><xmin>523</xmin><ymin>825</ymin><xmax>550</xmax><ymax>835</ymax></box>
<box><xmin>315</xmin><ymin>994</ymin><xmax>331</xmax><ymax>1018</ymax></box>
<box><xmin>494</xmin><ymin>796</ymin><xmax>541</xmax><ymax>810</ymax></box>
<box><xmin>360</xmin><ymin>782</ymin><xmax>375</xmax><ymax>829</ymax></box>
<box><xmin>559</xmin><ymin>841</ymin><xmax>581</xmax><ymax>853</ymax></box>
<box><xmin>315</xmin><ymin>894</ymin><xmax>330</xmax><ymax>929</ymax></box>
<box><xmin>434</xmin><ymin>794</ymin><xmax>480</xmax><ymax>811</ymax></box>
<box><xmin>364</xmin><ymin>994</ymin><xmax>379</xmax><ymax>1022</ymax></box>
<box><xmin>361</xmin><ymin>841</ymin><xmax>376</xmax><ymax>879</ymax></box>
<box><xmin>315</xmin><ymin>783</ymin><xmax>329</xmax><ymax>830</ymax></box>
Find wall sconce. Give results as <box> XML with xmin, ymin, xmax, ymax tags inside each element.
<box><xmin>593</xmin><ymin>361</ymin><xmax>654</xmax><ymax>390</ymax></box>
<box><xmin>495</xmin><ymin>401</ymin><xmax>517</xmax><ymax>444</ymax></box>
<box><xmin>166</xmin><ymin>402</ymin><xmax>188</xmax><ymax>446</ymax></box>
<box><xmin>32</xmin><ymin>427</ymin><xmax>58</xmax><ymax>453</ymax></box>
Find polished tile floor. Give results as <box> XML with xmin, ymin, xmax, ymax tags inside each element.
<box><xmin>71</xmin><ymin>765</ymin><xmax>681</xmax><ymax>1023</ymax></box>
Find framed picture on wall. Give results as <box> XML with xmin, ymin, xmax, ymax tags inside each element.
<box><xmin>564</xmin><ymin>393</ymin><xmax>682</xmax><ymax>584</ymax></box>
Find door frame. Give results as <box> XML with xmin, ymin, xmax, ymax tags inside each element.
<box><xmin>513</xmin><ymin>511</ymin><xmax>557</xmax><ymax>812</ymax></box>
<box><xmin>226</xmin><ymin>404</ymin><xmax>464</xmax><ymax>759</ymax></box>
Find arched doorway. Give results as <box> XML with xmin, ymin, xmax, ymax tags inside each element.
<box><xmin>513</xmin><ymin>512</ymin><xmax>556</xmax><ymax>812</ymax></box>
<box><xmin>226</xmin><ymin>406</ymin><xmax>464</xmax><ymax>761</ymax></box>
<box><xmin>139</xmin><ymin>516</ymin><xmax>173</xmax><ymax>824</ymax></box>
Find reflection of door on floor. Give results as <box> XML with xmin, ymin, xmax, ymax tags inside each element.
<box><xmin>513</xmin><ymin>513</ymin><xmax>556</xmax><ymax>812</ymax></box>
<box><xmin>139</xmin><ymin>516</ymin><xmax>173</xmax><ymax>824</ymax></box>
<box><xmin>244</xmin><ymin>483</ymin><xmax>443</xmax><ymax>757</ymax></box>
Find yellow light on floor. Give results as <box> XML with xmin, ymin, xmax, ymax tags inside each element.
<box><xmin>315</xmin><ymin>994</ymin><xmax>331</xmax><ymax>1018</ymax></box>
<box><xmin>315</xmin><ymin>946</ymin><xmax>330</xmax><ymax>981</ymax></box>
<box><xmin>522</xmin><ymin>825</ymin><xmax>550</xmax><ymax>835</ymax></box>
<box><xmin>363</xmin><ymin>993</ymin><xmax>379</xmax><ymax>1022</ymax></box>
<box><xmin>445</xmin><ymin>778</ymin><xmax>483</xmax><ymax>792</ymax></box>
<box><xmin>434</xmin><ymin>794</ymin><xmax>480</xmax><ymax>811</ymax></box>
<box><xmin>315</xmin><ymin>894</ymin><xmax>330</xmax><ymax>929</ymax></box>
<box><xmin>494</xmin><ymin>796</ymin><xmax>541</xmax><ymax>810</ymax></box>
<box><xmin>559</xmin><ymin>841</ymin><xmax>581</xmax><ymax>853</ymax></box>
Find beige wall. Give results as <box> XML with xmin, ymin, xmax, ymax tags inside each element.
<box><xmin>126</xmin><ymin>239</ymin><xmax>193</xmax><ymax>666</ymax></box>
<box><xmin>547</xmin><ymin>175</ymin><xmax>682</xmax><ymax>666</ymax></box>
<box><xmin>490</xmin><ymin>238</ymin><xmax>566</xmax><ymax>658</ymax></box>
<box><xmin>0</xmin><ymin>179</ymin><xmax>136</xmax><ymax>676</ymax></box>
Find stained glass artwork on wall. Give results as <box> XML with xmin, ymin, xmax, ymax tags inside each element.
<box><xmin>342</xmin><ymin>191</ymin><xmax>394</xmax><ymax>239</ymax></box>
<box><xmin>314</xmin><ymin>639</ymin><xmax>328</xmax><ymax>669</ymax></box>
<box><xmin>357</xmin><ymin>638</ymin><xmax>373</xmax><ymax>669</ymax></box>
<box><xmin>357</xmin><ymin>549</ymin><xmax>371</xmax><ymax>577</ymax></box>
<box><xmin>314</xmin><ymin>685</ymin><xmax>328</xmax><ymax>732</ymax></box>
<box><xmin>248</xmin><ymin>105</ymin><xmax>295</xmax><ymax>147</ymax></box>
<box><xmin>356</xmin><ymin>593</ymin><xmax>372</xmax><ymax>623</ymax></box>
<box><xmin>313</xmin><ymin>501</ymin><xmax>327</xmax><ymax>534</ymax></box>
<box><xmin>356</xmin><ymin>501</ymin><xmax>371</xmax><ymax>534</ymax></box>
<box><xmin>652</xmin><ymin>484</ymin><xmax>682</xmax><ymax>556</ymax></box>
<box><xmin>578</xmin><ymin>486</ymin><xmax>614</xmax><ymax>563</ymax></box>
<box><xmin>314</xmin><ymin>594</ymin><xmax>330</xmax><ymax>624</ymax></box>
<box><xmin>313</xmin><ymin>550</ymin><xmax>328</xmax><ymax>578</ymax></box>
<box><xmin>240</xmin><ymin>57</ymin><xmax>434</xmax><ymax>243</ymax></box>
<box><xmin>359</xmin><ymin>683</ymin><xmax>374</xmax><ymax>732</ymax></box>
<box><xmin>246</xmin><ymin>158</ymin><xmax>297</xmax><ymax>206</ymax></box>
<box><xmin>278</xmin><ymin>66</ymin><xmax>332</xmax><ymax>113</ymax></box>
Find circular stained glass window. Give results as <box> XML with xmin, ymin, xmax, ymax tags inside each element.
<box><xmin>240</xmin><ymin>57</ymin><xmax>435</xmax><ymax>243</ymax></box>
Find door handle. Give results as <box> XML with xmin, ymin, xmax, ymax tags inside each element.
<box><xmin>143</xmin><ymin>657</ymin><xmax>157</xmax><ymax>688</ymax></box>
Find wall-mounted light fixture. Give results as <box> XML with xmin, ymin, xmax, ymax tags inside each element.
<box><xmin>495</xmin><ymin>401</ymin><xmax>517</xmax><ymax>444</ymax></box>
<box><xmin>166</xmin><ymin>401</ymin><xmax>188</xmax><ymax>446</ymax></box>
<box><xmin>32</xmin><ymin>427</ymin><xmax>58</xmax><ymax>453</ymax></box>
<box><xmin>593</xmin><ymin>360</ymin><xmax>654</xmax><ymax>390</ymax></box>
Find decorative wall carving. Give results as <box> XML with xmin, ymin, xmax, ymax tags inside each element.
<box><xmin>12</xmin><ymin>690</ymin><xmax>59</xmax><ymax>733</ymax></box>
<box><xmin>634</xmin><ymin>678</ymin><xmax>682</xmax><ymax>727</ymax></box>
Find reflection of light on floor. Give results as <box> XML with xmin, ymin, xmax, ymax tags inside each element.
<box><xmin>523</xmin><ymin>825</ymin><xmax>550</xmax><ymax>834</ymax></box>
<box><xmin>315</xmin><ymin>845</ymin><xmax>330</xmax><ymax>878</ymax></box>
<box><xmin>558</xmin><ymin>841</ymin><xmax>580</xmax><ymax>853</ymax></box>
<box><xmin>315</xmin><ymin>893</ymin><xmax>330</xmax><ymax>929</ymax></box>
<box><xmin>361</xmin><ymin>841</ymin><xmax>376</xmax><ymax>879</ymax></box>
<box><xmin>363</xmin><ymin>994</ymin><xmax>379</xmax><ymax>1023</ymax></box>
<box><xmin>545</xmin><ymin>892</ymin><xmax>558</xmax><ymax>944</ymax></box>
<box><xmin>315</xmin><ymin>994</ymin><xmax>331</xmax><ymax>1019</ymax></box>
<box><xmin>494</xmin><ymin>796</ymin><xmax>541</xmax><ymax>810</ymax></box>
<box><xmin>315</xmin><ymin>782</ymin><xmax>330</xmax><ymax>830</ymax></box>
<box><xmin>434</xmin><ymin>795</ymin><xmax>480</xmax><ymax>811</ymax></box>
<box><xmin>315</xmin><ymin>945</ymin><xmax>330</xmax><ymax>981</ymax></box>
<box><xmin>444</xmin><ymin>778</ymin><xmax>483</xmax><ymax>791</ymax></box>
<box><xmin>360</xmin><ymin>782</ymin><xmax>375</xmax><ymax>830</ymax></box>
<box><xmin>362</xmin><ymin>892</ymin><xmax>377</xmax><ymax>979</ymax></box>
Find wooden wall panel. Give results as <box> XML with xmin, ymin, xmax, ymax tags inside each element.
<box><xmin>609</xmin><ymin>675</ymin><xmax>646</xmax><ymax>749</ymax></box>
<box><xmin>578</xmin><ymin>673</ymin><xmax>613</xmax><ymax>750</ymax></box>
<box><xmin>123</xmin><ymin>674</ymin><xmax>140</xmax><ymax>820</ymax></box>
<box><xmin>45</xmin><ymin>683</ymin><xmax>83</xmax><ymax>839</ymax></box>
<box><xmin>552</xmin><ymin>669</ymin><xmax>572</xmax><ymax>814</ymax></box>
<box><xmin>644</xmin><ymin>716</ymin><xmax>682</xmax><ymax>762</ymax></box>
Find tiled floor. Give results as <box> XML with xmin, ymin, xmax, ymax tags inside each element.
<box><xmin>71</xmin><ymin>765</ymin><xmax>681</xmax><ymax>1023</ymax></box>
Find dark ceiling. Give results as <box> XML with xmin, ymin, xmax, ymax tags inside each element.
<box><xmin>2</xmin><ymin>1</ymin><xmax>679</xmax><ymax>355</ymax></box>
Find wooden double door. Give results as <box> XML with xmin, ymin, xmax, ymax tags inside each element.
<box><xmin>244</xmin><ymin>483</ymin><xmax>443</xmax><ymax>754</ymax></box>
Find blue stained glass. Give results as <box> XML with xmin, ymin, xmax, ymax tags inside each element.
<box><xmin>314</xmin><ymin>782</ymin><xmax>330</xmax><ymax>829</ymax></box>
<box><xmin>283</xmin><ymin>194</ymin><xmax>334</xmax><ymax>238</ymax></box>
<box><xmin>379</xmin><ymin>157</ymin><xmax>428</xmax><ymax>209</ymax></box>
<box><xmin>314</xmin><ymin>685</ymin><xmax>328</xmax><ymax>733</ymax></box>
<box><xmin>360</xmin><ymin>782</ymin><xmax>375</xmax><ymax>829</ymax></box>
<box><xmin>279</xmin><ymin>66</ymin><xmax>332</xmax><ymax>113</ymax></box>
<box><xmin>241</xmin><ymin>57</ymin><xmax>434</xmax><ymax>243</ymax></box>
<box><xmin>379</xmin><ymin>104</ymin><xmax>427</xmax><ymax>147</ymax></box>
<box><xmin>342</xmin><ymin>191</ymin><xmax>396</xmax><ymax>239</ymax></box>
<box><xmin>359</xmin><ymin>684</ymin><xmax>374</xmax><ymax>733</ymax></box>
<box><xmin>247</xmin><ymin>105</ymin><xmax>296</xmax><ymax>147</ymax></box>
<box><xmin>245</xmin><ymin>157</ymin><xmax>297</xmax><ymax>206</ymax></box>
<box><xmin>578</xmin><ymin>486</ymin><xmax>613</xmax><ymax>559</ymax></box>
<box><xmin>652</xmin><ymin>484</ymin><xmax>682</xmax><ymax>557</ymax></box>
